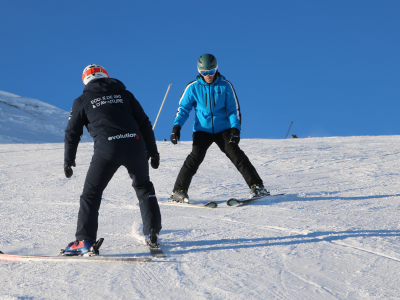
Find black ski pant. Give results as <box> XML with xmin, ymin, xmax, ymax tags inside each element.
<box><xmin>75</xmin><ymin>151</ymin><xmax>161</xmax><ymax>241</ymax></box>
<box><xmin>173</xmin><ymin>130</ymin><xmax>263</xmax><ymax>191</ymax></box>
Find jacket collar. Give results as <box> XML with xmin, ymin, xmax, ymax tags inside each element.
<box><xmin>83</xmin><ymin>78</ymin><xmax>126</xmax><ymax>93</ymax></box>
<box><xmin>196</xmin><ymin>74</ymin><xmax>223</xmax><ymax>86</ymax></box>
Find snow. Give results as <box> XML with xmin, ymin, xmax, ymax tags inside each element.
<box><xmin>0</xmin><ymin>90</ymin><xmax>91</xmax><ymax>143</ymax></box>
<box><xmin>1</xmin><ymin>136</ymin><xmax>400</xmax><ymax>299</ymax></box>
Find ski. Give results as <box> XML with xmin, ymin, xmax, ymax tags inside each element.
<box><xmin>0</xmin><ymin>238</ymin><xmax>151</xmax><ymax>263</ymax></box>
<box><xmin>158</xmin><ymin>200</ymin><xmax>218</xmax><ymax>209</ymax></box>
<box><xmin>226</xmin><ymin>193</ymin><xmax>286</xmax><ymax>207</ymax></box>
<box><xmin>0</xmin><ymin>253</ymin><xmax>151</xmax><ymax>263</ymax></box>
<box><xmin>146</xmin><ymin>240</ymin><xmax>166</xmax><ymax>258</ymax></box>
<box><xmin>147</xmin><ymin>244</ymin><xmax>166</xmax><ymax>258</ymax></box>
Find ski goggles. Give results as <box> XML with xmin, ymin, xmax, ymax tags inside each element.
<box><xmin>199</xmin><ymin>68</ymin><xmax>217</xmax><ymax>77</ymax></box>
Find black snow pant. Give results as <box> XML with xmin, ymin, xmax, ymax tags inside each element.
<box><xmin>75</xmin><ymin>151</ymin><xmax>162</xmax><ymax>241</ymax></box>
<box><xmin>173</xmin><ymin>130</ymin><xmax>263</xmax><ymax>191</ymax></box>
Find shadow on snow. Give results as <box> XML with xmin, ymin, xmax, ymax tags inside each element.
<box><xmin>164</xmin><ymin>229</ymin><xmax>400</xmax><ymax>255</ymax></box>
<box><xmin>230</xmin><ymin>193</ymin><xmax>400</xmax><ymax>206</ymax></box>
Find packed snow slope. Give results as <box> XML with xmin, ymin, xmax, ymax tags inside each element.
<box><xmin>0</xmin><ymin>90</ymin><xmax>90</xmax><ymax>143</ymax></box>
<box><xmin>1</xmin><ymin>136</ymin><xmax>400</xmax><ymax>299</ymax></box>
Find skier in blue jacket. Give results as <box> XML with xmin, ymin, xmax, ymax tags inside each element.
<box><xmin>169</xmin><ymin>54</ymin><xmax>269</xmax><ymax>203</ymax></box>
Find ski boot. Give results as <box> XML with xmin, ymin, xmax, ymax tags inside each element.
<box><xmin>146</xmin><ymin>228</ymin><xmax>166</xmax><ymax>257</ymax></box>
<box><xmin>168</xmin><ymin>190</ymin><xmax>189</xmax><ymax>203</ymax></box>
<box><xmin>249</xmin><ymin>184</ymin><xmax>270</xmax><ymax>198</ymax></box>
<box><xmin>60</xmin><ymin>238</ymin><xmax>104</xmax><ymax>256</ymax></box>
<box><xmin>145</xmin><ymin>228</ymin><xmax>159</xmax><ymax>248</ymax></box>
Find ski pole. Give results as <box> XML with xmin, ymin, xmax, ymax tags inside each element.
<box><xmin>285</xmin><ymin>121</ymin><xmax>293</xmax><ymax>139</ymax></box>
<box><xmin>153</xmin><ymin>84</ymin><xmax>172</xmax><ymax>131</ymax></box>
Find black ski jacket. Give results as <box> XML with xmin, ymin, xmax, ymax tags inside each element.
<box><xmin>64</xmin><ymin>78</ymin><xmax>157</xmax><ymax>166</ymax></box>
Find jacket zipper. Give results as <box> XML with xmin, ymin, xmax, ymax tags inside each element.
<box><xmin>208</xmin><ymin>85</ymin><xmax>214</xmax><ymax>134</ymax></box>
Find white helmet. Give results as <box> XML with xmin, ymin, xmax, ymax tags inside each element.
<box><xmin>82</xmin><ymin>64</ymin><xmax>109</xmax><ymax>85</ymax></box>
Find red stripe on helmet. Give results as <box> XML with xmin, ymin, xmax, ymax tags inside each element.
<box><xmin>82</xmin><ymin>67</ymin><xmax>109</xmax><ymax>81</ymax></box>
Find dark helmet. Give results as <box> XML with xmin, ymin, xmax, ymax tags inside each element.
<box><xmin>197</xmin><ymin>54</ymin><xmax>218</xmax><ymax>71</ymax></box>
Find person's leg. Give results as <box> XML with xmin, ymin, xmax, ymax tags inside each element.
<box><xmin>76</xmin><ymin>153</ymin><xmax>120</xmax><ymax>241</ymax></box>
<box><xmin>124</xmin><ymin>151</ymin><xmax>162</xmax><ymax>236</ymax></box>
<box><xmin>173</xmin><ymin>131</ymin><xmax>214</xmax><ymax>191</ymax></box>
<box><xmin>215</xmin><ymin>130</ymin><xmax>263</xmax><ymax>187</ymax></box>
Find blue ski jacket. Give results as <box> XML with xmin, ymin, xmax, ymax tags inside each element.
<box><xmin>173</xmin><ymin>74</ymin><xmax>241</xmax><ymax>134</ymax></box>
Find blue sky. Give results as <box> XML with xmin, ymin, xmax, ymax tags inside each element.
<box><xmin>1</xmin><ymin>1</ymin><xmax>399</xmax><ymax>141</ymax></box>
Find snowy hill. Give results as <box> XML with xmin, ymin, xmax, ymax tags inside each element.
<box><xmin>0</xmin><ymin>90</ymin><xmax>90</xmax><ymax>143</ymax></box>
<box><xmin>1</xmin><ymin>136</ymin><xmax>400</xmax><ymax>299</ymax></box>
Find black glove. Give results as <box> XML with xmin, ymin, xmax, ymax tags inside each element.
<box><xmin>170</xmin><ymin>125</ymin><xmax>181</xmax><ymax>145</ymax></box>
<box><xmin>148</xmin><ymin>153</ymin><xmax>160</xmax><ymax>169</ymax></box>
<box><xmin>229</xmin><ymin>128</ymin><xmax>240</xmax><ymax>144</ymax></box>
<box><xmin>64</xmin><ymin>162</ymin><xmax>76</xmax><ymax>178</ymax></box>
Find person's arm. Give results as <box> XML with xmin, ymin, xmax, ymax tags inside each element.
<box><xmin>64</xmin><ymin>97</ymin><xmax>87</xmax><ymax>167</ymax></box>
<box><xmin>173</xmin><ymin>81</ymin><xmax>196</xmax><ymax>128</ymax></box>
<box><xmin>224</xmin><ymin>80</ymin><xmax>242</xmax><ymax>131</ymax></box>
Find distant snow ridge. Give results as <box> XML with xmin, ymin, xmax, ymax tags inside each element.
<box><xmin>0</xmin><ymin>90</ymin><xmax>90</xmax><ymax>144</ymax></box>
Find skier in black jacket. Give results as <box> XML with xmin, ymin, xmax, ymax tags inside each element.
<box><xmin>62</xmin><ymin>64</ymin><xmax>161</xmax><ymax>255</ymax></box>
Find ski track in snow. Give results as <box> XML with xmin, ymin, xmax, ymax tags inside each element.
<box><xmin>1</xmin><ymin>136</ymin><xmax>400</xmax><ymax>299</ymax></box>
